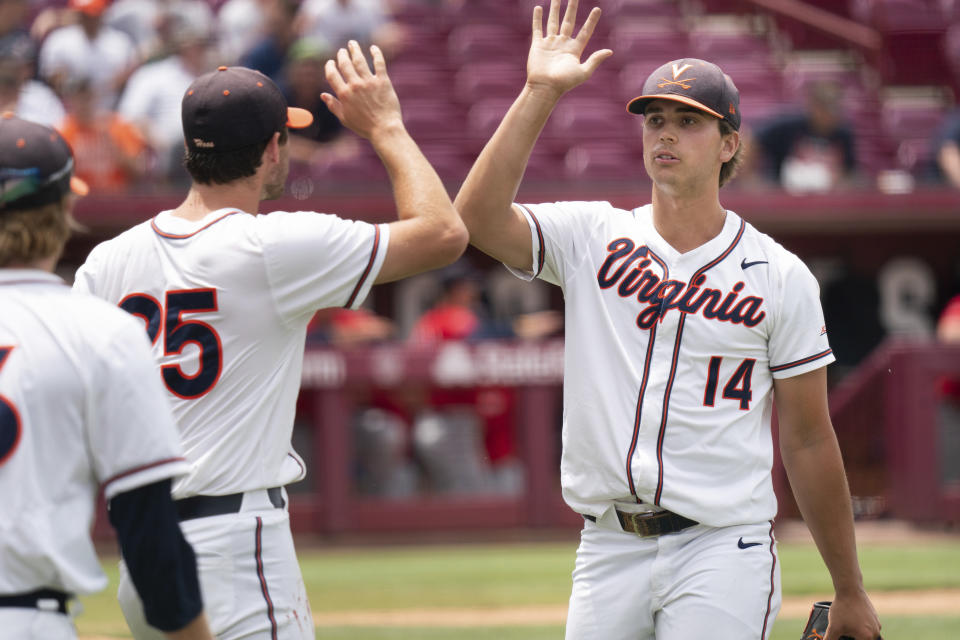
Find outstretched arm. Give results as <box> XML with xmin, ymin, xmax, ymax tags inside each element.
<box><xmin>454</xmin><ymin>0</ymin><xmax>612</xmax><ymax>270</ymax></box>
<box><xmin>323</xmin><ymin>40</ymin><xmax>468</xmax><ymax>284</ymax></box>
<box><xmin>775</xmin><ymin>367</ymin><xmax>881</xmax><ymax>640</ymax></box>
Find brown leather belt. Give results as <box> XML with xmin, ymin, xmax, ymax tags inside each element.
<box><xmin>584</xmin><ymin>509</ymin><xmax>699</xmax><ymax>537</ymax></box>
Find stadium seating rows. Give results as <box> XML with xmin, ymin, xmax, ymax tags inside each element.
<box><xmin>320</xmin><ymin>0</ymin><xmax>955</xmax><ymax>186</ymax></box>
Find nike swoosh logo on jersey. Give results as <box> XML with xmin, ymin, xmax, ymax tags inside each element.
<box><xmin>737</xmin><ymin>537</ymin><xmax>763</xmax><ymax>549</ymax></box>
<box><xmin>740</xmin><ymin>259</ymin><xmax>768</xmax><ymax>270</ymax></box>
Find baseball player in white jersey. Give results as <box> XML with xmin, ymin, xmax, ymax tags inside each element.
<box><xmin>73</xmin><ymin>43</ymin><xmax>467</xmax><ymax>639</ymax></box>
<box><xmin>454</xmin><ymin>2</ymin><xmax>882</xmax><ymax>639</ymax></box>
<box><xmin>0</xmin><ymin>116</ymin><xmax>212</xmax><ymax>640</ymax></box>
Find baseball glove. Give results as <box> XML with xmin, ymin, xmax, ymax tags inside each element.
<box><xmin>800</xmin><ymin>601</ymin><xmax>858</xmax><ymax>640</ymax></box>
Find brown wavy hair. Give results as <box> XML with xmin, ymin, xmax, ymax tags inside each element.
<box><xmin>0</xmin><ymin>199</ymin><xmax>72</xmax><ymax>267</ymax></box>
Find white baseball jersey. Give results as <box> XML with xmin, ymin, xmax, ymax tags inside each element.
<box><xmin>73</xmin><ymin>208</ymin><xmax>388</xmax><ymax>499</ymax></box>
<box><xmin>0</xmin><ymin>270</ymin><xmax>188</xmax><ymax>595</ymax></box>
<box><xmin>510</xmin><ymin>202</ymin><xmax>834</xmax><ymax>527</ymax></box>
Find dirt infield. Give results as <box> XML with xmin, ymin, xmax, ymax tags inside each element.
<box><xmin>310</xmin><ymin>588</ymin><xmax>960</xmax><ymax>627</ymax></box>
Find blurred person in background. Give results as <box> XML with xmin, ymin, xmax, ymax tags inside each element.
<box><xmin>307</xmin><ymin>305</ymin><xmax>396</xmax><ymax>347</ymax></box>
<box><xmin>296</xmin><ymin>0</ymin><xmax>404</xmax><ymax>59</ymax></box>
<box><xmin>280</xmin><ymin>36</ymin><xmax>358</xmax><ymax>170</ymax></box>
<box><xmin>936</xmin><ymin>294</ymin><xmax>960</xmax><ymax>490</ymax></box>
<box><xmin>753</xmin><ymin>79</ymin><xmax>857</xmax><ymax>193</ymax></box>
<box><xmin>932</xmin><ymin>108</ymin><xmax>960</xmax><ymax>189</ymax></box>
<box><xmin>217</xmin><ymin>0</ymin><xmax>270</xmax><ymax>65</ymax></box>
<box><xmin>104</xmin><ymin>0</ymin><xmax>213</xmax><ymax>63</ymax></box>
<box><xmin>408</xmin><ymin>261</ymin><xmax>524</xmax><ymax>496</ymax></box>
<box><xmin>38</xmin><ymin>0</ymin><xmax>139</xmax><ymax>109</ymax></box>
<box><xmin>102</xmin><ymin>0</ymin><xmax>161</xmax><ymax>60</ymax></box>
<box><xmin>0</xmin><ymin>0</ymin><xmax>28</xmax><ymax>40</ymax></box>
<box><xmin>117</xmin><ymin>5</ymin><xmax>214</xmax><ymax>186</ymax></box>
<box><xmin>0</xmin><ymin>32</ymin><xmax>65</xmax><ymax>128</ymax></box>
<box><xmin>935</xmin><ymin>23</ymin><xmax>960</xmax><ymax>189</ymax></box>
<box><xmin>59</xmin><ymin>75</ymin><xmax>147</xmax><ymax>192</ymax></box>
<box><xmin>239</xmin><ymin>0</ymin><xmax>300</xmax><ymax>82</ymax></box>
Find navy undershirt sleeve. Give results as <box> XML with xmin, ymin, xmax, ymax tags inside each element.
<box><xmin>108</xmin><ymin>478</ymin><xmax>203</xmax><ymax>632</ymax></box>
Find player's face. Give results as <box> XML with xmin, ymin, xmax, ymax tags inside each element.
<box><xmin>262</xmin><ymin>133</ymin><xmax>290</xmax><ymax>200</ymax></box>
<box><xmin>641</xmin><ymin>100</ymin><xmax>735</xmax><ymax>194</ymax></box>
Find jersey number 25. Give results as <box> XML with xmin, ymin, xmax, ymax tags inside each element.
<box><xmin>120</xmin><ymin>289</ymin><xmax>222</xmax><ymax>399</ymax></box>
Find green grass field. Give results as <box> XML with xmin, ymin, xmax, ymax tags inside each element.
<box><xmin>76</xmin><ymin>537</ymin><xmax>960</xmax><ymax>639</ymax></box>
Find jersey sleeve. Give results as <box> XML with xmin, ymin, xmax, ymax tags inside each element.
<box><xmin>767</xmin><ymin>251</ymin><xmax>836</xmax><ymax>378</ymax></box>
<box><xmin>88</xmin><ymin>307</ymin><xmax>189</xmax><ymax>500</ymax></box>
<box><xmin>507</xmin><ymin>201</ymin><xmax>608</xmax><ymax>287</ymax></box>
<box><xmin>258</xmin><ymin>211</ymin><xmax>389</xmax><ymax>322</ymax></box>
<box><xmin>72</xmin><ymin>245</ymin><xmax>101</xmax><ymax>296</ymax></box>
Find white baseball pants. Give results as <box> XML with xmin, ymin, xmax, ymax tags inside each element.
<box><xmin>118</xmin><ymin>491</ymin><xmax>313</xmax><ymax>640</ymax></box>
<box><xmin>565</xmin><ymin>518</ymin><xmax>781</xmax><ymax>639</ymax></box>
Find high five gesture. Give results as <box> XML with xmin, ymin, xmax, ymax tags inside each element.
<box><xmin>455</xmin><ymin>1</ymin><xmax>611</xmax><ymax>270</ymax></box>
<box><xmin>526</xmin><ymin>0</ymin><xmax>612</xmax><ymax>98</ymax></box>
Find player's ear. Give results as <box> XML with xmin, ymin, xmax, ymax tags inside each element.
<box><xmin>719</xmin><ymin>130</ymin><xmax>739</xmax><ymax>163</ymax></box>
<box><xmin>264</xmin><ymin>131</ymin><xmax>282</xmax><ymax>164</ymax></box>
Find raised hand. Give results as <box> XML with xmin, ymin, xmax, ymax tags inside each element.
<box><xmin>321</xmin><ymin>40</ymin><xmax>403</xmax><ymax>141</ymax></box>
<box><xmin>527</xmin><ymin>0</ymin><xmax>613</xmax><ymax>99</ymax></box>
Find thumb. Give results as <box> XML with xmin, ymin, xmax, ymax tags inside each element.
<box><xmin>582</xmin><ymin>49</ymin><xmax>614</xmax><ymax>75</ymax></box>
<box><xmin>321</xmin><ymin>92</ymin><xmax>344</xmax><ymax>122</ymax></box>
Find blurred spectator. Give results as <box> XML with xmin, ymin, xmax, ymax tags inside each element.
<box><xmin>0</xmin><ymin>32</ymin><xmax>64</xmax><ymax>128</ymax></box>
<box><xmin>409</xmin><ymin>261</ymin><xmax>486</xmax><ymax>344</ymax></box>
<box><xmin>307</xmin><ymin>306</ymin><xmax>396</xmax><ymax>347</ymax></box>
<box><xmin>936</xmin><ymin>294</ymin><xmax>960</xmax><ymax>488</ymax></box>
<box><xmin>239</xmin><ymin>0</ymin><xmax>300</xmax><ymax>82</ymax></box>
<box><xmin>939</xmin><ymin>294</ymin><xmax>960</xmax><ymax>343</ymax></box>
<box><xmin>0</xmin><ymin>0</ymin><xmax>28</xmax><ymax>40</ymax></box>
<box><xmin>280</xmin><ymin>36</ymin><xmax>359</xmax><ymax>169</ymax></box>
<box><xmin>116</xmin><ymin>4</ymin><xmax>213</xmax><ymax>185</ymax></box>
<box><xmin>37</xmin><ymin>0</ymin><xmax>139</xmax><ymax>109</ymax></box>
<box><xmin>296</xmin><ymin>0</ymin><xmax>404</xmax><ymax>58</ymax></box>
<box><xmin>408</xmin><ymin>261</ymin><xmax>524</xmax><ymax>496</ymax></box>
<box><xmin>103</xmin><ymin>0</ymin><xmax>161</xmax><ymax>59</ymax></box>
<box><xmin>59</xmin><ymin>76</ymin><xmax>146</xmax><ymax>192</ymax></box>
<box><xmin>932</xmin><ymin>109</ymin><xmax>960</xmax><ymax>189</ymax></box>
<box><xmin>753</xmin><ymin>80</ymin><xmax>857</xmax><ymax>193</ymax></box>
<box><xmin>217</xmin><ymin>0</ymin><xmax>269</xmax><ymax>65</ymax></box>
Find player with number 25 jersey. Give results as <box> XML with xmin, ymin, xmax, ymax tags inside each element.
<box><xmin>75</xmin><ymin>51</ymin><xmax>466</xmax><ymax>640</ymax></box>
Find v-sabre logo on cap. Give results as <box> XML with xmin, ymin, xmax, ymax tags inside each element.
<box><xmin>626</xmin><ymin>58</ymin><xmax>741</xmax><ymax>131</ymax></box>
<box><xmin>182</xmin><ymin>66</ymin><xmax>313</xmax><ymax>152</ymax></box>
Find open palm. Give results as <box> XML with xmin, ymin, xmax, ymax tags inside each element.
<box><xmin>526</xmin><ymin>0</ymin><xmax>613</xmax><ymax>96</ymax></box>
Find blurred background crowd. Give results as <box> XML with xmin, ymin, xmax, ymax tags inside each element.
<box><xmin>5</xmin><ymin>0</ymin><xmax>960</xmax><ymax>193</ymax></box>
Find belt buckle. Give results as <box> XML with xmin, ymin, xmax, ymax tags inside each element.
<box><xmin>627</xmin><ymin>511</ymin><xmax>661</xmax><ymax>537</ymax></box>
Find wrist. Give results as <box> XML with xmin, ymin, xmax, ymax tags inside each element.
<box><xmin>832</xmin><ymin>574</ymin><xmax>865</xmax><ymax>596</ymax></box>
<box><xmin>522</xmin><ymin>81</ymin><xmax>564</xmax><ymax>106</ymax></box>
<box><xmin>369</xmin><ymin>119</ymin><xmax>407</xmax><ymax>142</ymax></box>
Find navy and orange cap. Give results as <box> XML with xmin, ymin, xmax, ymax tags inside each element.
<box><xmin>0</xmin><ymin>113</ymin><xmax>88</xmax><ymax>212</ymax></box>
<box><xmin>182</xmin><ymin>66</ymin><xmax>314</xmax><ymax>152</ymax></box>
<box><xmin>627</xmin><ymin>58</ymin><xmax>741</xmax><ymax>131</ymax></box>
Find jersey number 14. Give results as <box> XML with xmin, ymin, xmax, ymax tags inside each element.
<box><xmin>703</xmin><ymin>356</ymin><xmax>755</xmax><ymax>410</ymax></box>
<box><xmin>120</xmin><ymin>289</ymin><xmax>222</xmax><ymax>399</ymax></box>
